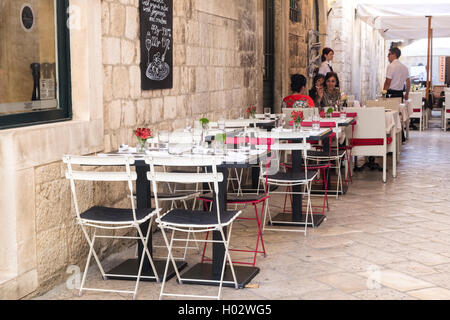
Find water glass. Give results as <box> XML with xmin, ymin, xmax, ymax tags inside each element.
<box><xmin>340</xmin><ymin>112</ymin><xmax>347</xmax><ymax>120</ymax></box>
<box><xmin>238</xmin><ymin>132</ymin><xmax>250</xmax><ymax>152</ymax></box>
<box><xmin>218</xmin><ymin>117</ymin><xmax>225</xmax><ymax>130</ymax></box>
<box><xmin>192</xmin><ymin>128</ymin><xmax>202</xmax><ymax>146</ymax></box>
<box><xmin>264</xmin><ymin>107</ymin><xmax>271</xmax><ymax>119</ymax></box>
<box><xmin>312</xmin><ymin>115</ymin><xmax>320</xmax><ymax>131</ymax></box>
<box><xmin>158</xmin><ymin>131</ymin><xmax>169</xmax><ymax>151</ymax></box>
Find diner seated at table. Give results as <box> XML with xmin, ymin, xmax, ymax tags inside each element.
<box><xmin>315</xmin><ymin>72</ymin><xmax>341</xmax><ymax>111</ymax></box>
<box><xmin>282</xmin><ymin>74</ymin><xmax>315</xmax><ymax>108</ymax></box>
<box><xmin>309</xmin><ymin>74</ymin><xmax>325</xmax><ymax>104</ymax></box>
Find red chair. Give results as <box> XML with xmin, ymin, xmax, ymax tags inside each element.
<box><xmin>197</xmin><ymin>136</ymin><xmax>273</xmax><ymax>267</ymax></box>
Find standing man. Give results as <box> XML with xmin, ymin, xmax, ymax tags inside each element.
<box><xmin>383</xmin><ymin>47</ymin><xmax>410</xmax><ymax>101</ymax></box>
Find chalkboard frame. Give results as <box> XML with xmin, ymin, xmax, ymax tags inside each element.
<box><xmin>139</xmin><ymin>0</ymin><xmax>173</xmax><ymax>90</ymax></box>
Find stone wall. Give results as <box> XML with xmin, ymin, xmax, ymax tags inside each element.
<box><xmin>274</xmin><ymin>0</ymin><xmax>327</xmax><ymax>111</ymax></box>
<box><xmin>101</xmin><ymin>0</ymin><xmax>264</xmax><ymax>151</ymax></box>
<box><xmin>325</xmin><ymin>0</ymin><xmax>386</xmax><ymax>103</ymax></box>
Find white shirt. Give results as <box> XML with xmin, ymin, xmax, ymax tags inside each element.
<box><xmin>386</xmin><ymin>59</ymin><xmax>410</xmax><ymax>91</ymax></box>
<box><xmin>318</xmin><ymin>61</ymin><xmax>333</xmax><ymax>76</ymax></box>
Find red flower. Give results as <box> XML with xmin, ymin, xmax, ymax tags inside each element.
<box><xmin>135</xmin><ymin>128</ymin><xmax>152</xmax><ymax>140</ymax></box>
<box><xmin>246</xmin><ymin>106</ymin><xmax>257</xmax><ymax>114</ymax></box>
<box><xmin>319</xmin><ymin>111</ymin><xmax>326</xmax><ymax>118</ymax></box>
<box><xmin>291</xmin><ymin>110</ymin><xmax>304</xmax><ymax>122</ymax></box>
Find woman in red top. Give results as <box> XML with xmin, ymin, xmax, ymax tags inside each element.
<box><xmin>283</xmin><ymin>74</ymin><xmax>315</xmax><ymax>108</ymax></box>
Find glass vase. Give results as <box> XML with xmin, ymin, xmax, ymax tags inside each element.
<box><xmin>136</xmin><ymin>139</ymin><xmax>147</xmax><ymax>153</ymax></box>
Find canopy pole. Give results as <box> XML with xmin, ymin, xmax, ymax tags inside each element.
<box><xmin>425</xmin><ymin>16</ymin><xmax>431</xmax><ymax>104</ymax></box>
<box><xmin>430</xmin><ymin>29</ymin><xmax>433</xmax><ymax>91</ymax></box>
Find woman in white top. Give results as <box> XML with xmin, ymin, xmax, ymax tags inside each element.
<box><xmin>318</xmin><ymin>47</ymin><xmax>339</xmax><ymax>87</ymax></box>
<box><xmin>318</xmin><ymin>47</ymin><xmax>334</xmax><ymax>75</ymax></box>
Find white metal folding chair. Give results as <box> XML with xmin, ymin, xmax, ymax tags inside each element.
<box><xmin>258</xmin><ymin>133</ymin><xmax>317</xmax><ymax>234</ymax></box>
<box><xmin>302</xmin><ymin>121</ymin><xmax>346</xmax><ymax>199</ymax></box>
<box><xmin>145</xmin><ymin>155</ymin><xmax>241</xmax><ymax>300</ymax></box>
<box><xmin>63</xmin><ymin>155</ymin><xmax>160</xmax><ymax>299</ymax></box>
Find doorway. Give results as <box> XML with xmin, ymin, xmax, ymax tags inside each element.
<box><xmin>263</xmin><ymin>0</ymin><xmax>274</xmax><ymax>112</ymax></box>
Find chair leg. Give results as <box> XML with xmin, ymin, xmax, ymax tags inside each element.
<box><xmin>159</xmin><ymin>228</ymin><xmax>183</xmax><ymax>300</ymax></box>
<box><xmin>219</xmin><ymin>225</ymin><xmax>238</xmax><ymax>290</ymax></box>
<box><xmin>133</xmin><ymin>218</ymin><xmax>158</xmax><ymax>299</ymax></box>
<box><xmin>78</xmin><ymin>230</ymin><xmax>97</xmax><ymax>297</ymax></box>
<box><xmin>383</xmin><ymin>155</ymin><xmax>387</xmax><ymax>183</ymax></box>
<box><xmin>252</xmin><ymin>203</ymin><xmax>267</xmax><ymax>263</ymax></box>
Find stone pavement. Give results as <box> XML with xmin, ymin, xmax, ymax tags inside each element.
<box><xmin>35</xmin><ymin>117</ymin><xmax>450</xmax><ymax>300</ymax></box>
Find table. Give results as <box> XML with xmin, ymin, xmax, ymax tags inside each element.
<box><xmin>267</xmin><ymin>127</ymin><xmax>332</xmax><ymax>228</ymax></box>
<box><xmin>104</xmin><ymin>148</ymin><xmax>266</xmax><ymax>288</ymax></box>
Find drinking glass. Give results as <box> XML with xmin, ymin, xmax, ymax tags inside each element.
<box><xmin>264</xmin><ymin>107</ymin><xmax>271</xmax><ymax>119</ymax></box>
<box><xmin>340</xmin><ymin>112</ymin><xmax>347</xmax><ymax>120</ymax></box>
<box><xmin>238</xmin><ymin>110</ymin><xmax>244</xmax><ymax>120</ymax></box>
<box><xmin>238</xmin><ymin>131</ymin><xmax>251</xmax><ymax>153</ymax></box>
<box><xmin>158</xmin><ymin>131</ymin><xmax>169</xmax><ymax>151</ymax></box>
<box><xmin>218</xmin><ymin>117</ymin><xmax>225</xmax><ymax>130</ymax></box>
<box><xmin>312</xmin><ymin>114</ymin><xmax>320</xmax><ymax>131</ymax></box>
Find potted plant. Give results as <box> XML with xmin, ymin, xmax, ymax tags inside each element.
<box><xmin>199</xmin><ymin>117</ymin><xmax>210</xmax><ymax>130</ymax></box>
<box><xmin>326</xmin><ymin>107</ymin><xmax>334</xmax><ymax>118</ymax></box>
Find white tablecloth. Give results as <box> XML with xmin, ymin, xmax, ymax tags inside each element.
<box><xmin>385</xmin><ymin>111</ymin><xmax>402</xmax><ymax>134</ymax></box>
<box><xmin>398</xmin><ymin>104</ymin><xmax>409</xmax><ymax>124</ymax></box>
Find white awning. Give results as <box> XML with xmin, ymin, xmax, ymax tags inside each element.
<box><xmin>356</xmin><ymin>0</ymin><xmax>450</xmax><ymax>40</ymax></box>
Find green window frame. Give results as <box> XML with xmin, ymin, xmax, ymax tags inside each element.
<box><xmin>0</xmin><ymin>0</ymin><xmax>72</xmax><ymax>130</ymax></box>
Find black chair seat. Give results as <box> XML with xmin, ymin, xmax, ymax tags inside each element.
<box><xmin>266</xmin><ymin>171</ymin><xmax>317</xmax><ymax>182</ymax></box>
<box><xmin>150</xmin><ymin>191</ymin><xmax>197</xmax><ymax>199</ymax></box>
<box><xmin>308</xmin><ymin>149</ymin><xmax>345</xmax><ymax>158</ymax></box>
<box><xmin>80</xmin><ymin>206</ymin><xmax>155</xmax><ymax>223</ymax></box>
<box><xmin>160</xmin><ymin>209</ymin><xmax>240</xmax><ymax>226</ymax></box>
<box><xmin>198</xmin><ymin>193</ymin><xmax>267</xmax><ymax>203</ymax></box>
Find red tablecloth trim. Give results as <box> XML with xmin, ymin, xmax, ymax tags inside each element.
<box><xmin>350</xmin><ymin>138</ymin><xmax>392</xmax><ymax>146</ymax></box>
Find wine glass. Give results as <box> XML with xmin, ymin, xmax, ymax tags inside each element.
<box><xmin>158</xmin><ymin>131</ymin><xmax>169</xmax><ymax>151</ymax></box>
<box><xmin>264</xmin><ymin>107</ymin><xmax>271</xmax><ymax>119</ymax></box>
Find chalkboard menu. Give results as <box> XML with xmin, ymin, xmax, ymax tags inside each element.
<box><xmin>139</xmin><ymin>0</ymin><xmax>173</xmax><ymax>90</ymax></box>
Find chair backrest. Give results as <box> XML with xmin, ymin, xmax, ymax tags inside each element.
<box><xmin>409</xmin><ymin>92</ymin><xmax>423</xmax><ymax>110</ymax></box>
<box><xmin>145</xmin><ymin>156</ymin><xmax>226</xmax><ymax>223</ymax></box>
<box><xmin>366</xmin><ymin>98</ymin><xmax>401</xmax><ymax>112</ymax></box>
<box><xmin>282</xmin><ymin>107</ymin><xmax>315</xmax><ymax>122</ymax></box>
<box><xmin>63</xmin><ymin>155</ymin><xmax>137</xmax><ymax>221</ymax></box>
<box><xmin>256</xmin><ymin>131</ymin><xmax>310</xmax><ymax>177</ymax></box>
<box><xmin>344</xmin><ymin>107</ymin><xmax>387</xmax><ymax>156</ymax></box>
<box><xmin>445</xmin><ymin>91</ymin><xmax>450</xmax><ymax>109</ymax></box>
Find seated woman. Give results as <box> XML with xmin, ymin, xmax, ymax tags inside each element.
<box><xmin>309</xmin><ymin>74</ymin><xmax>325</xmax><ymax>107</ymax></box>
<box><xmin>316</xmin><ymin>72</ymin><xmax>341</xmax><ymax>110</ymax></box>
<box><xmin>283</xmin><ymin>74</ymin><xmax>315</xmax><ymax>108</ymax></box>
